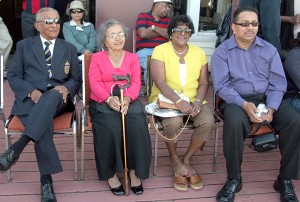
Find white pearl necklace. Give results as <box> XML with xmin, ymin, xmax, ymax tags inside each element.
<box><xmin>172</xmin><ymin>44</ymin><xmax>188</xmax><ymax>55</ymax></box>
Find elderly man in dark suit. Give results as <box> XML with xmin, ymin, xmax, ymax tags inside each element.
<box><xmin>0</xmin><ymin>7</ymin><xmax>81</xmax><ymax>202</ymax></box>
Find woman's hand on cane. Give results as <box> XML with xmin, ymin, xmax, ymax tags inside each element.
<box><xmin>121</xmin><ymin>96</ymin><xmax>131</xmax><ymax>115</ymax></box>
<box><xmin>108</xmin><ymin>96</ymin><xmax>121</xmax><ymax>112</ymax></box>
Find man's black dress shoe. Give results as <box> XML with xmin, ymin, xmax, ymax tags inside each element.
<box><xmin>0</xmin><ymin>149</ymin><xmax>20</xmax><ymax>171</ymax></box>
<box><xmin>274</xmin><ymin>175</ymin><xmax>299</xmax><ymax>202</ymax></box>
<box><xmin>216</xmin><ymin>178</ymin><xmax>242</xmax><ymax>202</ymax></box>
<box><xmin>108</xmin><ymin>184</ymin><xmax>125</xmax><ymax>196</ymax></box>
<box><xmin>131</xmin><ymin>182</ymin><xmax>143</xmax><ymax>195</ymax></box>
<box><xmin>41</xmin><ymin>181</ymin><xmax>57</xmax><ymax>202</ymax></box>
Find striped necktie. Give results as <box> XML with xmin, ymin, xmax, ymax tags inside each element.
<box><xmin>44</xmin><ymin>41</ymin><xmax>52</xmax><ymax>78</ymax></box>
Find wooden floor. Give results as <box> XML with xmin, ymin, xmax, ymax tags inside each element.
<box><xmin>0</xmin><ymin>81</ymin><xmax>299</xmax><ymax>202</ymax></box>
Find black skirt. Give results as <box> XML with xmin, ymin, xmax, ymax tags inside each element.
<box><xmin>89</xmin><ymin>99</ymin><xmax>152</xmax><ymax>180</ymax></box>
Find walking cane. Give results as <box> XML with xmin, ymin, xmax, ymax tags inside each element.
<box><xmin>113</xmin><ymin>74</ymin><xmax>131</xmax><ymax>196</ymax></box>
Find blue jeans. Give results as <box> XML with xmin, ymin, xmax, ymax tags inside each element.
<box><xmin>286</xmin><ymin>94</ymin><xmax>300</xmax><ymax>113</ymax></box>
<box><xmin>136</xmin><ymin>48</ymin><xmax>154</xmax><ymax>84</ymax></box>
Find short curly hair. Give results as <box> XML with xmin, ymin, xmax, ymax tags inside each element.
<box><xmin>97</xmin><ymin>19</ymin><xmax>129</xmax><ymax>51</ymax></box>
<box><xmin>167</xmin><ymin>15</ymin><xmax>195</xmax><ymax>39</ymax></box>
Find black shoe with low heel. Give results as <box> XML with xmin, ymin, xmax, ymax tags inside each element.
<box><xmin>131</xmin><ymin>182</ymin><xmax>143</xmax><ymax>195</ymax></box>
<box><xmin>108</xmin><ymin>183</ymin><xmax>125</xmax><ymax>196</ymax></box>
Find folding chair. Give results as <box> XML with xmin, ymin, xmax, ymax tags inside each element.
<box><xmin>3</xmin><ymin>63</ymin><xmax>79</xmax><ymax>182</ymax></box>
<box><xmin>78</xmin><ymin>53</ymin><xmax>93</xmax><ymax>180</ymax></box>
<box><xmin>146</xmin><ymin>56</ymin><xmax>221</xmax><ymax>175</ymax></box>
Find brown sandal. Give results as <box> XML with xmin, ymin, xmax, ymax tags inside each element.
<box><xmin>189</xmin><ymin>175</ymin><xmax>203</xmax><ymax>190</ymax></box>
<box><xmin>173</xmin><ymin>175</ymin><xmax>188</xmax><ymax>191</ymax></box>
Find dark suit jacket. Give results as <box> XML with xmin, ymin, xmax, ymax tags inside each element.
<box><xmin>7</xmin><ymin>35</ymin><xmax>82</xmax><ymax>115</ymax></box>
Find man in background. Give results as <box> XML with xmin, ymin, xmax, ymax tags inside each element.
<box><xmin>135</xmin><ymin>0</ymin><xmax>172</xmax><ymax>86</ymax></box>
<box><xmin>0</xmin><ymin>16</ymin><xmax>13</xmax><ymax>68</ymax></box>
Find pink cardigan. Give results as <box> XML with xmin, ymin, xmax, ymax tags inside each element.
<box><xmin>89</xmin><ymin>51</ymin><xmax>141</xmax><ymax>103</ymax></box>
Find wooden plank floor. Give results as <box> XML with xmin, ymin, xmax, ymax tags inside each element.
<box><xmin>0</xmin><ymin>80</ymin><xmax>299</xmax><ymax>202</ymax></box>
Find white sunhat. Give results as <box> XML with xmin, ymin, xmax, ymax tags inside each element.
<box><xmin>67</xmin><ymin>1</ymin><xmax>88</xmax><ymax>16</ymax></box>
<box><xmin>153</xmin><ymin>0</ymin><xmax>174</xmax><ymax>5</ymax></box>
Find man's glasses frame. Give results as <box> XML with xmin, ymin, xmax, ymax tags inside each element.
<box><xmin>234</xmin><ymin>21</ymin><xmax>259</xmax><ymax>27</ymax></box>
<box><xmin>172</xmin><ymin>28</ymin><xmax>192</xmax><ymax>35</ymax></box>
<box><xmin>70</xmin><ymin>9</ymin><xmax>84</xmax><ymax>14</ymax></box>
<box><xmin>106</xmin><ymin>32</ymin><xmax>126</xmax><ymax>40</ymax></box>
<box><xmin>36</xmin><ymin>18</ymin><xmax>61</xmax><ymax>25</ymax></box>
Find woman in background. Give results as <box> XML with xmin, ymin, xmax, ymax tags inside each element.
<box><xmin>63</xmin><ymin>0</ymin><xmax>97</xmax><ymax>55</ymax></box>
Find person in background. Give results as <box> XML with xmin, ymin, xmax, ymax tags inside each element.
<box><xmin>239</xmin><ymin>0</ymin><xmax>282</xmax><ymax>55</ymax></box>
<box><xmin>89</xmin><ymin>19</ymin><xmax>152</xmax><ymax>196</ymax></box>
<box><xmin>22</xmin><ymin>0</ymin><xmax>55</xmax><ymax>39</ymax></box>
<box><xmin>280</xmin><ymin>0</ymin><xmax>300</xmax><ymax>57</ymax></box>
<box><xmin>149</xmin><ymin>15</ymin><xmax>215</xmax><ymax>192</ymax></box>
<box><xmin>283</xmin><ymin>32</ymin><xmax>300</xmax><ymax>113</ymax></box>
<box><xmin>54</xmin><ymin>0</ymin><xmax>72</xmax><ymax>39</ymax></box>
<box><xmin>0</xmin><ymin>8</ymin><xmax>81</xmax><ymax>202</ymax></box>
<box><xmin>63</xmin><ymin>0</ymin><xmax>97</xmax><ymax>55</ymax></box>
<box><xmin>135</xmin><ymin>0</ymin><xmax>172</xmax><ymax>86</ymax></box>
<box><xmin>211</xmin><ymin>6</ymin><xmax>300</xmax><ymax>202</ymax></box>
<box><xmin>0</xmin><ymin>17</ymin><xmax>13</xmax><ymax>68</ymax></box>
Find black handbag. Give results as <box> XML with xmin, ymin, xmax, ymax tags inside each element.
<box><xmin>248</xmin><ymin>121</ymin><xmax>278</xmax><ymax>152</ymax></box>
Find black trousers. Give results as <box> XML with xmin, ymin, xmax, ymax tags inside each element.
<box><xmin>18</xmin><ymin>90</ymin><xmax>72</xmax><ymax>175</ymax></box>
<box><xmin>221</xmin><ymin>94</ymin><xmax>300</xmax><ymax>180</ymax></box>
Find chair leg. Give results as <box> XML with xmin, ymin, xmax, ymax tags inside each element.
<box><xmin>153</xmin><ymin>124</ymin><xmax>158</xmax><ymax>176</ymax></box>
<box><xmin>80</xmin><ymin>110</ymin><xmax>85</xmax><ymax>181</ymax></box>
<box><xmin>73</xmin><ymin>119</ymin><xmax>78</xmax><ymax>181</ymax></box>
<box><xmin>5</xmin><ymin>129</ymin><xmax>12</xmax><ymax>182</ymax></box>
<box><xmin>212</xmin><ymin>123</ymin><xmax>219</xmax><ymax>173</ymax></box>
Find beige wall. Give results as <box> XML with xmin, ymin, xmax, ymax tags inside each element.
<box><xmin>95</xmin><ymin>0</ymin><xmax>153</xmax><ymax>52</ymax></box>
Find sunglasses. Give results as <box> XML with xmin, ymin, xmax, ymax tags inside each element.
<box><xmin>172</xmin><ymin>28</ymin><xmax>192</xmax><ymax>35</ymax></box>
<box><xmin>106</xmin><ymin>32</ymin><xmax>126</xmax><ymax>40</ymax></box>
<box><xmin>235</xmin><ymin>21</ymin><xmax>259</xmax><ymax>27</ymax></box>
<box><xmin>36</xmin><ymin>18</ymin><xmax>61</xmax><ymax>24</ymax></box>
<box><xmin>71</xmin><ymin>9</ymin><xmax>84</xmax><ymax>14</ymax></box>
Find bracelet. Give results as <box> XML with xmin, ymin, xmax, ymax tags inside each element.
<box><xmin>194</xmin><ymin>99</ymin><xmax>202</xmax><ymax>102</ymax></box>
<box><xmin>175</xmin><ymin>98</ymin><xmax>183</xmax><ymax>107</ymax></box>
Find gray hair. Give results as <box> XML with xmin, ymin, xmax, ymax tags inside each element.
<box><xmin>97</xmin><ymin>19</ymin><xmax>129</xmax><ymax>50</ymax></box>
<box><xmin>36</xmin><ymin>7</ymin><xmax>60</xmax><ymax>21</ymax></box>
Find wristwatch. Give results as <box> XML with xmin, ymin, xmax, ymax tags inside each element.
<box><xmin>151</xmin><ymin>25</ymin><xmax>155</xmax><ymax>30</ymax></box>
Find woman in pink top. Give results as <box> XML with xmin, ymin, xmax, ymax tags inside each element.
<box><xmin>89</xmin><ymin>19</ymin><xmax>151</xmax><ymax>196</ymax></box>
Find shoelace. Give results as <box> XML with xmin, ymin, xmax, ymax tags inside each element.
<box><xmin>283</xmin><ymin>180</ymin><xmax>294</xmax><ymax>195</ymax></box>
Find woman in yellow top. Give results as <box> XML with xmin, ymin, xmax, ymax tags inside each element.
<box><xmin>149</xmin><ymin>15</ymin><xmax>215</xmax><ymax>191</ymax></box>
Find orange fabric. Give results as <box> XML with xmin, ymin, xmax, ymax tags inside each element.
<box><xmin>7</xmin><ymin>112</ymin><xmax>73</xmax><ymax>131</ymax></box>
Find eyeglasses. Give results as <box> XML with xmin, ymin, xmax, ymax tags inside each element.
<box><xmin>71</xmin><ymin>9</ymin><xmax>84</xmax><ymax>14</ymax></box>
<box><xmin>234</xmin><ymin>21</ymin><xmax>259</xmax><ymax>27</ymax></box>
<box><xmin>172</xmin><ymin>28</ymin><xmax>192</xmax><ymax>35</ymax></box>
<box><xmin>106</xmin><ymin>32</ymin><xmax>126</xmax><ymax>40</ymax></box>
<box><xmin>36</xmin><ymin>18</ymin><xmax>61</xmax><ymax>24</ymax></box>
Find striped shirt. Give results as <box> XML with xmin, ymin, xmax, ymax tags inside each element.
<box><xmin>23</xmin><ymin>0</ymin><xmax>55</xmax><ymax>14</ymax></box>
<box><xmin>135</xmin><ymin>11</ymin><xmax>170</xmax><ymax>51</ymax></box>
